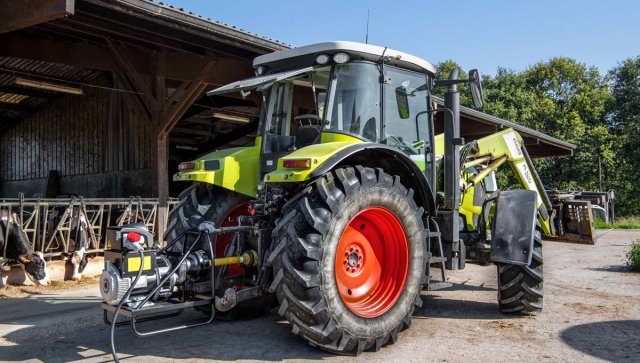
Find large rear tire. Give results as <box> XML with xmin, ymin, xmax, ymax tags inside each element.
<box><xmin>268</xmin><ymin>166</ymin><xmax>426</xmax><ymax>355</ymax></box>
<box><xmin>165</xmin><ymin>183</ymin><xmax>274</xmax><ymax>318</ymax></box>
<box><xmin>496</xmin><ymin>224</ymin><xmax>543</xmax><ymax>314</ymax></box>
<box><xmin>165</xmin><ymin>183</ymin><xmax>250</xmax><ymax>251</ymax></box>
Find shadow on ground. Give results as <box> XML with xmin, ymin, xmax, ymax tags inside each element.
<box><xmin>0</xmin><ymin>295</ymin><xmax>329</xmax><ymax>361</ymax></box>
<box><xmin>439</xmin><ymin>281</ymin><xmax>496</xmax><ymax>292</ymax></box>
<box><xmin>415</xmin><ymin>293</ymin><xmax>508</xmax><ymax>320</ymax></box>
<box><xmin>560</xmin><ymin>320</ymin><xmax>640</xmax><ymax>362</ymax></box>
<box><xmin>587</xmin><ymin>265</ymin><xmax>633</xmax><ymax>273</ymax></box>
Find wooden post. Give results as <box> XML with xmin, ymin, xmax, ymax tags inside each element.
<box><xmin>154</xmin><ymin>62</ymin><xmax>216</xmax><ymax>243</ymax></box>
<box><xmin>156</xmin><ymin>131</ymin><xmax>169</xmax><ymax>241</ymax></box>
<box><xmin>107</xmin><ymin>40</ymin><xmax>218</xmax><ymax>243</ymax></box>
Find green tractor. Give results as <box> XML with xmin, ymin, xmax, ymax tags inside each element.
<box><xmin>104</xmin><ymin>41</ymin><xmax>557</xmax><ymax>355</ymax></box>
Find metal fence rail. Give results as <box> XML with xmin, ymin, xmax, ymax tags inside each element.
<box><xmin>0</xmin><ymin>196</ymin><xmax>178</xmax><ymax>261</ymax></box>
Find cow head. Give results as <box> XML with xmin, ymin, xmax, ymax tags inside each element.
<box><xmin>19</xmin><ymin>252</ymin><xmax>51</xmax><ymax>285</ymax></box>
<box><xmin>63</xmin><ymin>248</ymin><xmax>88</xmax><ymax>281</ymax></box>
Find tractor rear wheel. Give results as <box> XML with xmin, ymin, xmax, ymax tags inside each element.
<box><xmin>268</xmin><ymin>166</ymin><xmax>426</xmax><ymax>355</ymax></box>
<box><xmin>165</xmin><ymin>183</ymin><xmax>274</xmax><ymax>318</ymax></box>
<box><xmin>165</xmin><ymin>183</ymin><xmax>251</xmax><ymax>251</ymax></box>
<box><xmin>496</xmin><ymin>224</ymin><xmax>543</xmax><ymax>314</ymax></box>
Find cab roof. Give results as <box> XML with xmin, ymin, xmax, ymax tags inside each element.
<box><xmin>254</xmin><ymin>41</ymin><xmax>437</xmax><ymax>75</ymax></box>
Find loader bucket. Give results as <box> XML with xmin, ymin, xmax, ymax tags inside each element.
<box><xmin>549</xmin><ymin>199</ymin><xmax>596</xmax><ymax>245</ymax></box>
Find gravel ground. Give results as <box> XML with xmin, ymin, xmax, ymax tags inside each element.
<box><xmin>0</xmin><ymin>229</ymin><xmax>638</xmax><ymax>362</ymax></box>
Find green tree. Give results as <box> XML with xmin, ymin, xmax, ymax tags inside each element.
<box><xmin>432</xmin><ymin>60</ymin><xmax>472</xmax><ymax>107</ymax></box>
<box><xmin>483</xmin><ymin>58</ymin><xmax>613</xmax><ymax>191</ymax></box>
<box><xmin>436</xmin><ymin>58</ymin><xmax>621</xmax><ymax>207</ymax></box>
<box><xmin>607</xmin><ymin>57</ymin><xmax>640</xmax><ymax>216</ymax></box>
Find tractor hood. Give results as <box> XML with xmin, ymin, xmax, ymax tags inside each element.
<box><xmin>173</xmin><ymin>139</ymin><xmax>262</xmax><ymax>197</ymax></box>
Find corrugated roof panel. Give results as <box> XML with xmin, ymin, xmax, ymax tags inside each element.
<box><xmin>0</xmin><ymin>57</ymin><xmax>101</xmax><ymax>83</ymax></box>
<box><xmin>0</xmin><ymin>93</ymin><xmax>28</xmax><ymax>104</ymax></box>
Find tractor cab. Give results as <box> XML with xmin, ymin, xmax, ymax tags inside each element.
<box><xmin>207</xmin><ymin>41</ymin><xmax>438</xmax><ymax>175</ymax></box>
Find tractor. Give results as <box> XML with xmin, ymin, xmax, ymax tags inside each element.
<box><xmin>101</xmin><ymin>41</ymin><xmax>557</xmax><ymax>356</ymax></box>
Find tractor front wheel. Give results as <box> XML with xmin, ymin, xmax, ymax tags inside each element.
<box><xmin>269</xmin><ymin>166</ymin><xmax>426</xmax><ymax>354</ymax></box>
<box><xmin>496</xmin><ymin>224</ymin><xmax>543</xmax><ymax>314</ymax></box>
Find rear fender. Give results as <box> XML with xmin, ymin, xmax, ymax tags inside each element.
<box><xmin>265</xmin><ymin>142</ymin><xmax>436</xmax><ymax>216</ymax></box>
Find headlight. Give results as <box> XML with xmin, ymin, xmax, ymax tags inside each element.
<box><xmin>315</xmin><ymin>54</ymin><xmax>330</xmax><ymax>65</ymax></box>
<box><xmin>333</xmin><ymin>53</ymin><xmax>350</xmax><ymax>64</ymax></box>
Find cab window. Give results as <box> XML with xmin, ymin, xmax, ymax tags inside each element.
<box><xmin>382</xmin><ymin>67</ymin><xmax>429</xmax><ymax>155</ymax></box>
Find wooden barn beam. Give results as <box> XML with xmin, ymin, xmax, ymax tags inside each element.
<box><xmin>107</xmin><ymin>39</ymin><xmax>159</xmax><ymax>119</ymax></box>
<box><xmin>107</xmin><ymin>42</ymin><xmax>219</xmax><ymax>242</ymax></box>
<box><xmin>154</xmin><ymin>59</ymin><xmax>217</xmax><ymax>241</ymax></box>
<box><xmin>0</xmin><ymin>34</ymin><xmax>114</xmax><ymax>71</ymax></box>
<box><xmin>0</xmin><ymin>0</ymin><xmax>74</xmax><ymax>33</ymax></box>
<box><xmin>0</xmin><ymin>33</ymin><xmax>252</xmax><ymax>83</ymax></box>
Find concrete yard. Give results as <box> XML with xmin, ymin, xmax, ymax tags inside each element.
<box><xmin>1</xmin><ymin>230</ymin><xmax>638</xmax><ymax>362</ymax></box>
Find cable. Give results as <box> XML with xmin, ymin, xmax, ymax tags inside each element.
<box><xmin>110</xmin><ymin>249</ymin><xmax>145</xmax><ymax>363</ymax></box>
<box><xmin>109</xmin><ymin>229</ymin><xmax>207</xmax><ymax>360</ymax></box>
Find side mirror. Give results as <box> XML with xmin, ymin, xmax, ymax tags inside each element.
<box><xmin>395</xmin><ymin>86</ymin><xmax>410</xmax><ymax>119</ymax></box>
<box><xmin>468</xmin><ymin>69</ymin><xmax>484</xmax><ymax>108</ymax></box>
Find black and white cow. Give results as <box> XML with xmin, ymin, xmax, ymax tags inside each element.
<box><xmin>49</xmin><ymin>208</ymin><xmax>90</xmax><ymax>281</ymax></box>
<box><xmin>0</xmin><ymin>210</ymin><xmax>51</xmax><ymax>286</ymax></box>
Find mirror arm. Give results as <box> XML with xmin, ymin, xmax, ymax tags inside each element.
<box><xmin>433</xmin><ymin>79</ymin><xmax>467</xmax><ymax>87</ymax></box>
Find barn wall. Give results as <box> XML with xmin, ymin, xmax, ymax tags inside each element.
<box><xmin>0</xmin><ymin>75</ymin><xmax>155</xmax><ymax>197</ymax></box>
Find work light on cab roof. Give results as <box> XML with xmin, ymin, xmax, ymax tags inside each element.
<box><xmin>251</xmin><ymin>40</ymin><xmax>438</xmax><ymax>75</ymax></box>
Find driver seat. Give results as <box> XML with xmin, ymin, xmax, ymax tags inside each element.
<box><xmin>295</xmin><ymin>114</ymin><xmax>322</xmax><ymax>149</ymax></box>
<box><xmin>363</xmin><ymin>117</ymin><xmax>378</xmax><ymax>141</ymax></box>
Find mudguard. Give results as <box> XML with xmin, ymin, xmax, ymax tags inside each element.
<box><xmin>265</xmin><ymin>139</ymin><xmax>436</xmax><ymax>217</ymax></box>
<box><xmin>490</xmin><ymin>189</ymin><xmax>538</xmax><ymax>265</ymax></box>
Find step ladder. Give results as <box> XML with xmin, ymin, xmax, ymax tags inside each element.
<box><xmin>427</xmin><ymin>218</ymin><xmax>452</xmax><ymax>290</ymax></box>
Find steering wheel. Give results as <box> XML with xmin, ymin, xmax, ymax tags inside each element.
<box><xmin>382</xmin><ymin>135</ymin><xmax>418</xmax><ymax>155</ymax></box>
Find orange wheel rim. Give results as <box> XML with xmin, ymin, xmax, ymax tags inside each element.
<box><xmin>335</xmin><ymin>207</ymin><xmax>409</xmax><ymax>318</ymax></box>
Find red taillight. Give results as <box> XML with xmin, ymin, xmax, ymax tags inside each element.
<box><xmin>283</xmin><ymin>159</ymin><xmax>311</xmax><ymax>169</ymax></box>
<box><xmin>178</xmin><ymin>162</ymin><xmax>195</xmax><ymax>170</ymax></box>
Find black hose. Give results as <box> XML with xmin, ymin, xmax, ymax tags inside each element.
<box><xmin>109</xmin><ymin>229</ymin><xmax>208</xmax><ymax>361</ymax></box>
<box><xmin>133</xmin><ymin>234</ymin><xmax>202</xmax><ymax>311</ymax></box>
<box><xmin>110</xmin><ymin>249</ymin><xmax>145</xmax><ymax>363</ymax></box>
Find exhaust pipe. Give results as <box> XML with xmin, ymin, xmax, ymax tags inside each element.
<box><xmin>442</xmin><ymin>68</ymin><xmax>463</xmax><ymax>270</ymax></box>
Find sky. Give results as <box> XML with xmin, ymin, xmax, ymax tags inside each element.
<box><xmin>163</xmin><ymin>0</ymin><xmax>640</xmax><ymax>76</ymax></box>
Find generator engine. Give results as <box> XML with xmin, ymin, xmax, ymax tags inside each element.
<box><xmin>100</xmin><ymin>224</ymin><xmax>213</xmax><ymax>306</ymax></box>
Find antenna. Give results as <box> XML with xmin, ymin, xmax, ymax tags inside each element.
<box><xmin>365</xmin><ymin>9</ymin><xmax>370</xmax><ymax>44</ymax></box>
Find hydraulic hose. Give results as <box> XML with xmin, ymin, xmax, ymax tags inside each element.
<box><xmin>110</xmin><ymin>230</ymin><xmax>205</xmax><ymax>361</ymax></box>
<box><xmin>108</xmin><ymin>227</ymin><xmax>219</xmax><ymax>360</ymax></box>
<box><xmin>110</xmin><ymin>249</ymin><xmax>145</xmax><ymax>363</ymax></box>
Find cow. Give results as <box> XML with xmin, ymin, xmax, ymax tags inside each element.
<box><xmin>0</xmin><ymin>210</ymin><xmax>51</xmax><ymax>286</ymax></box>
<box><xmin>48</xmin><ymin>207</ymin><xmax>90</xmax><ymax>281</ymax></box>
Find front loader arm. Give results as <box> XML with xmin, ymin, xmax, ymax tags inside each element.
<box><xmin>463</xmin><ymin>128</ymin><xmax>555</xmax><ymax>237</ymax></box>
